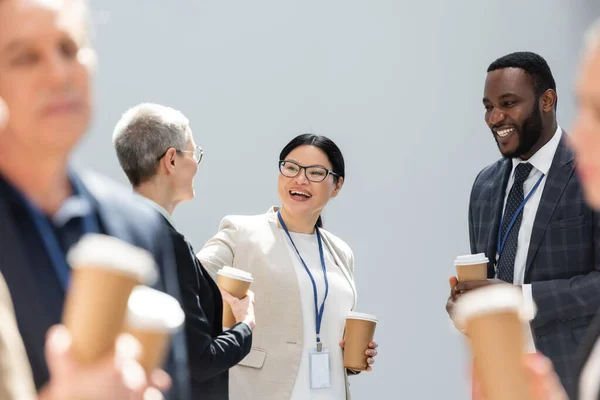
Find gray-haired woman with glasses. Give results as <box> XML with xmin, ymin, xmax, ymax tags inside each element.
<box><xmin>197</xmin><ymin>134</ymin><xmax>379</xmax><ymax>400</ymax></box>
<box><xmin>113</xmin><ymin>103</ymin><xmax>255</xmax><ymax>400</ymax></box>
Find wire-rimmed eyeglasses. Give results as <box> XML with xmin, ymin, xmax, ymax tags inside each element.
<box><xmin>157</xmin><ymin>146</ymin><xmax>204</xmax><ymax>164</ymax></box>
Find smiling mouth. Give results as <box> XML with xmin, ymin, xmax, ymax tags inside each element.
<box><xmin>495</xmin><ymin>127</ymin><xmax>515</xmax><ymax>138</ymax></box>
<box><xmin>290</xmin><ymin>190</ymin><xmax>312</xmax><ymax>198</ymax></box>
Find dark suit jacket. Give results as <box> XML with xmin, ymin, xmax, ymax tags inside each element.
<box><xmin>163</xmin><ymin>218</ymin><xmax>252</xmax><ymax>400</ymax></box>
<box><xmin>0</xmin><ymin>170</ymin><xmax>190</xmax><ymax>400</ymax></box>
<box><xmin>469</xmin><ymin>134</ymin><xmax>600</xmax><ymax>392</ymax></box>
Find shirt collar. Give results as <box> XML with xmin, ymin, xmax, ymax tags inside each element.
<box><xmin>512</xmin><ymin>125</ymin><xmax>562</xmax><ymax>175</ymax></box>
<box><xmin>134</xmin><ymin>193</ymin><xmax>174</xmax><ymax>227</ymax></box>
<box><xmin>0</xmin><ymin>168</ymin><xmax>95</xmax><ymax>228</ymax></box>
<box><xmin>52</xmin><ymin>170</ymin><xmax>96</xmax><ymax>227</ymax></box>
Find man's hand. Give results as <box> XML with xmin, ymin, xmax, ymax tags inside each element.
<box><xmin>445</xmin><ymin>276</ymin><xmax>460</xmax><ymax>317</ymax></box>
<box><xmin>455</xmin><ymin>278</ymin><xmax>508</xmax><ymax>292</ymax></box>
<box><xmin>40</xmin><ymin>325</ymin><xmax>171</xmax><ymax>400</ymax></box>
<box><xmin>472</xmin><ymin>353</ymin><xmax>567</xmax><ymax>400</ymax></box>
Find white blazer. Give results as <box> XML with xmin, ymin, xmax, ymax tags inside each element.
<box><xmin>197</xmin><ymin>207</ymin><xmax>358</xmax><ymax>400</ymax></box>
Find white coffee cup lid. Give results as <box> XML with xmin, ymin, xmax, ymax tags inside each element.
<box><xmin>217</xmin><ymin>266</ymin><xmax>253</xmax><ymax>283</ymax></box>
<box><xmin>67</xmin><ymin>233</ymin><xmax>158</xmax><ymax>285</ymax></box>
<box><xmin>454</xmin><ymin>253</ymin><xmax>489</xmax><ymax>266</ymax></box>
<box><xmin>346</xmin><ymin>311</ymin><xmax>378</xmax><ymax>323</ymax></box>
<box><xmin>452</xmin><ymin>285</ymin><xmax>537</xmax><ymax>330</ymax></box>
<box><xmin>126</xmin><ymin>286</ymin><xmax>185</xmax><ymax>333</ymax></box>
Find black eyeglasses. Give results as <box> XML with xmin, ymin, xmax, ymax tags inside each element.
<box><xmin>157</xmin><ymin>146</ymin><xmax>204</xmax><ymax>164</ymax></box>
<box><xmin>279</xmin><ymin>160</ymin><xmax>339</xmax><ymax>183</ymax></box>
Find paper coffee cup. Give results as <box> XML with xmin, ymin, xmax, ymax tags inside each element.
<box><xmin>454</xmin><ymin>253</ymin><xmax>489</xmax><ymax>281</ymax></box>
<box><xmin>343</xmin><ymin>312</ymin><xmax>378</xmax><ymax>371</ymax></box>
<box><xmin>454</xmin><ymin>285</ymin><xmax>532</xmax><ymax>400</ymax></box>
<box><xmin>217</xmin><ymin>267</ymin><xmax>253</xmax><ymax>329</ymax></box>
<box><xmin>125</xmin><ymin>286</ymin><xmax>185</xmax><ymax>374</ymax></box>
<box><xmin>63</xmin><ymin>234</ymin><xmax>158</xmax><ymax>364</ymax></box>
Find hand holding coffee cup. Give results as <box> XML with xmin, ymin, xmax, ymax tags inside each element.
<box><xmin>448</xmin><ymin>254</ymin><xmax>491</xmax><ymax>328</ymax></box>
<box><xmin>43</xmin><ymin>324</ymin><xmax>172</xmax><ymax>400</ymax></box>
<box><xmin>216</xmin><ymin>267</ymin><xmax>254</xmax><ymax>329</ymax></box>
<box><xmin>471</xmin><ymin>353</ymin><xmax>568</xmax><ymax>400</ymax></box>
<box><xmin>125</xmin><ymin>286</ymin><xmax>185</xmax><ymax>374</ymax></box>
<box><xmin>339</xmin><ymin>339</ymin><xmax>378</xmax><ymax>371</ymax></box>
<box><xmin>220</xmin><ymin>288</ymin><xmax>256</xmax><ymax>330</ymax></box>
<box><xmin>342</xmin><ymin>312</ymin><xmax>378</xmax><ymax>371</ymax></box>
<box><xmin>454</xmin><ymin>284</ymin><xmax>533</xmax><ymax>400</ymax></box>
<box><xmin>63</xmin><ymin>234</ymin><xmax>158</xmax><ymax>364</ymax></box>
<box><xmin>454</xmin><ymin>253</ymin><xmax>489</xmax><ymax>282</ymax></box>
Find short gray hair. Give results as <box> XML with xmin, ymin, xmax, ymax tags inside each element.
<box><xmin>112</xmin><ymin>103</ymin><xmax>191</xmax><ymax>186</ymax></box>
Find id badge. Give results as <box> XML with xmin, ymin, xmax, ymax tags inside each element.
<box><xmin>309</xmin><ymin>347</ymin><xmax>331</xmax><ymax>389</ymax></box>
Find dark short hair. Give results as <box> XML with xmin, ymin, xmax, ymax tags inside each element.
<box><xmin>487</xmin><ymin>51</ymin><xmax>557</xmax><ymax>109</ymax></box>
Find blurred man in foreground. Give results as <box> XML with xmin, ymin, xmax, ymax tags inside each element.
<box><xmin>0</xmin><ymin>1</ymin><xmax>190</xmax><ymax>398</ymax></box>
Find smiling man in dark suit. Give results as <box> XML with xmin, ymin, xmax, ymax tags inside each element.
<box><xmin>446</xmin><ymin>51</ymin><xmax>600</xmax><ymax>392</ymax></box>
<box><xmin>0</xmin><ymin>1</ymin><xmax>190</xmax><ymax>399</ymax></box>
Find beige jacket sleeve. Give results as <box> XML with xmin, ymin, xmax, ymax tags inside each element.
<box><xmin>196</xmin><ymin>216</ymin><xmax>239</xmax><ymax>282</ymax></box>
<box><xmin>0</xmin><ymin>272</ymin><xmax>36</xmax><ymax>400</ymax></box>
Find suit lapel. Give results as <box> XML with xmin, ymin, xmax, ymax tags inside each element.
<box><xmin>524</xmin><ymin>136</ymin><xmax>574</xmax><ymax>278</ymax></box>
<box><xmin>264</xmin><ymin>209</ymin><xmax>304</xmax><ymax>338</ymax></box>
<box><xmin>486</xmin><ymin>158</ymin><xmax>512</xmax><ymax>276</ymax></box>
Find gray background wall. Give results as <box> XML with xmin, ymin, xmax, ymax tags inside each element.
<box><xmin>76</xmin><ymin>1</ymin><xmax>600</xmax><ymax>398</ymax></box>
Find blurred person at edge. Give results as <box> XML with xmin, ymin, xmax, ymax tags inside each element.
<box><xmin>0</xmin><ymin>1</ymin><xmax>190</xmax><ymax>399</ymax></box>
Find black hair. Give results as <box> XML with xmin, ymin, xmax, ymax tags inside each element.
<box><xmin>279</xmin><ymin>134</ymin><xmax>345</xmax><ymax>228</ymax></box>
<box><xmin>487</xmin><ymin>51</ymin><xmax>557</xmax><ymax>109</ymax></box>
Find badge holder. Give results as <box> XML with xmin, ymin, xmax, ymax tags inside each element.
<box><xmin>309</xmin><ymin>344</ymin><xmax>331</xmax><ymax>389</ymax></box>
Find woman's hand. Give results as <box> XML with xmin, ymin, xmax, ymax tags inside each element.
<box><xmin>339</xmin><ymin>339</ymin><xmax>379</xmax><ymax>371</ymax></box>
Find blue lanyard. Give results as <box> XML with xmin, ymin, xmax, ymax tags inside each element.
<box><xmin>278</xmin><ymin>211</ymin><xmax>329</xmax><ymax>350</ymax></box>
<box><xmin>19</xmin><ymin>173</ymin><xmax>100</xmax><ymax>290</ymax></box>
<box><xmin>497</xmin><ymin>173</ymin><xmax>545</xmax><ymax>258</ymax></box>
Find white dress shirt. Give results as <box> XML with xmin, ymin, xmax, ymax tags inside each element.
<box><xmin>134</xmin><ymin>193</ymin><xmax>175</xmax><ymax>226</ymax></box>
<box><xmin>499</xmin><ymin>126</ymin><xmax>562</xmax><ymax>314</ymax></box>
<box><xmin>282</xmin><ymin>230</ymin><xmax>354</xmax><ymax>400</ymax></box>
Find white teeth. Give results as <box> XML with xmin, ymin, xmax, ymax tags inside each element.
<box><xmin>496</xmin><ymin>128</ymin><xmax>515</xmax><ymax>137</ymax></box>
<box><xmin>291</xmin><ymin>190</ymin><xmax>311</xmax><ymax>198</ymax></box>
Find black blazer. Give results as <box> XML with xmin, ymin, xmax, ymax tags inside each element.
<box><xmin>0</xmin><ymin>171</ymin><xmax>190</xmax><ymax>400</ymax></box>
<box><xmin>468</xmin><ymin>134</ymin><xmax>600</xmax><ymax>392</ymax></box>
<box><xmin>164</xmin><ymin>218</ymin><xmax>252</xmax><ymax>400</ymax></box>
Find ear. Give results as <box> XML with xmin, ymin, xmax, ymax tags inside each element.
<box><xmin>160</xmin><ymin>147</ymin><xmax>178</xmax><ymax>174</ymax></box>
<box><xmin>0</xmin><ymin>97</ymin><xmax>7</xmax><ymax>131</ymax></box>
<box><xmin>541</xmin><ymin>89</ymin><xmax>557</xmax><ymax>112</ymax></box>
<box><xmin>330</xmin><ymin>177</ymin><xmax>344</xmax><ymax>198</ymax></box>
